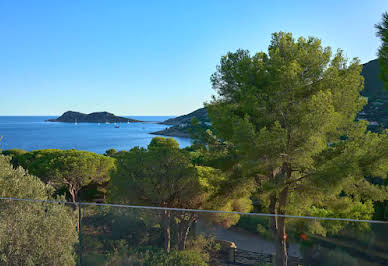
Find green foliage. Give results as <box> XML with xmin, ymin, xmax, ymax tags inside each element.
<box><xmin>103</xmin><ymin>246</ymin><xmax>208</xmax><ymax>266</ymax></box>
<box><xmin>1</xmin><ymin>148</ymin><xmax>27</xmax><ymax>157</ymax></box>
<box><xmin>301</xmin><ymin>246</ymin><xmax>359</xmax><ymax>266</ymax></box>
<box><xmin>109</xmin><ymin>138</ymin><xmax>195</xmax><ymax>207</ymax></box>
<box><xmin>376</xmin><ymin>12</ymin><xmax>388</xmax><ymax>90</ymax></box>
<box><xmin>208</xmin><ymin>31</ymin><xmax>388</xmax><ymax>220</ymax></box>
<box><xmin>104</xmin><ymin>148</ymin><xmax>117</xmax><ymax>157</ymax></box>
<box><xmin>109</xmin><ymin>137</ymin><xmax>244</xmax><ymax>213</ymax></box>
<box><xmin>237</xmin><ymin>216</ymin><xmax>272</xmax><ymax>238</ymax></box>
<box><xmin>109</xmin><ymin>137</ymin><xmax>252</xmax><ymax>252</ymax></box>
<box><xmin>15</xmin><ymin>149</ymin><xmax>116</xmax><ymax>202</ymax></box>
<box><xmin>0</xmin><ymin>155</ymin><xmax>77</xmax><ymax>265</ymax></box>
<box><xmin>207</xmin><ymin>31</ymin><xmax>388</xmax><ymax>264</ymax></box>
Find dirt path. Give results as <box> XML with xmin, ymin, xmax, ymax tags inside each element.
<box><xmin>197</xmin><ymin>224</ymin><xmax>301</xmax><ymax>258</ymax></box>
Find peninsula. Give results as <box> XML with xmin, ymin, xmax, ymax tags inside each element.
<box><xmin>46</xmin><ymin>111</ymin><xmax>143</xmax><ymax>123</ymax></box>
<box><xmin>151</xmin><ymin>108</ymin><xmax>210</xmax><ymax>138</ymax></box>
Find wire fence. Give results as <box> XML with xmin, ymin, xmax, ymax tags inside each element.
<box><xmin>1</xmin><ymin>196</ymin><xmax>388</xmax><ymax>265</ymax></box>
<box><xmin>0</xmin><ymin>196</ymin><xmax>387</xmax><ymax>224</ymax></box>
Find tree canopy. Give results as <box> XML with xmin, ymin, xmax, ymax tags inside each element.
<box><xmin>207</xmin><ymin>31</ymin><xmax>388</xmax><ymax>265</ymax></box>
<box><xmin>16</xmin><ymin>149</ymin><xmax>116</xmax><ymax>203</ymax></box>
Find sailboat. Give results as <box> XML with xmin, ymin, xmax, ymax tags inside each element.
<box><xmin>75</xmin><ymin>118</ymin><xmax>78</xmax><ymax>125</ymax></box>
<box><xmin>114</xmin><ymin>122</ymin><xmax>119</xmax><ymax>128</ymax></box>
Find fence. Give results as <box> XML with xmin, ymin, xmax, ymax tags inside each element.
<box><xmin>0</xmin><ymin>197</ymin><xmax>387</xmax><ymax>265</ymax></box>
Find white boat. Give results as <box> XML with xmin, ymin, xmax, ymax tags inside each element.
<box><xmin>75</xmin><ymin>118</ymin><xmax>77</xmax><ymax>125</ymax></box>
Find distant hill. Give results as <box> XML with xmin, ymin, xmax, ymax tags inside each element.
<box><xmin>152</xmin><ymin>108</ymin><xmax>210</xmax><ymax>138</ymax></box>
<box><xmin>359</xmin><ymin>59</ymin><xmax>388</xmax><ymax>129</ymax></box>
<box><xmin>47</xmin><ymin>111</ymin><xmax>142</xmax><ymax>123</ymax></box>
<box><xmin>159</xmin><ymin>108</ymin><xmax>209</xmax><ymax>126</ymax></box>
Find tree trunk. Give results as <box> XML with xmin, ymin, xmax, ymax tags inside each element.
<box><xmin>162</xmin><ymin>209</ymin><xmax>171</xmax><ymax>253</ymax></box>
<box><xmin>177</xmin><ymin>216</ymin><xmax>196</xmax><ymax>251</ymax></box>
<box><xmin>69</xmin><ymin>186</ymin><xmax>80</xmax><ymax>232</ymax></box>
<box><xmin>69</xmin><ymin>186</ymin><xmax>77</xmax><ymax>204</ymax></box>
<box><xmin>270</xmin><ymin>162</ymin><xmax>291</xmax><ymax>266</ymax></box>
<box><xmin>275</xmin><ymin>187</ymin><xmax>289</xmax><ymax>266</ymax></box>
<box><xmin>269</xmin><ymin>192</ymin><xmax>278</xmax><ymax>239</ymax></box>
<box><xmin>275</xmin><ymin>216</ymin><xmax>288</xmax><ymax>266</ymax></box>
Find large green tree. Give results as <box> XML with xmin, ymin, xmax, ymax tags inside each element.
<box><xmin>109</xmin><ymin>137</ymin><xmax>252</xmax><ymax>252</ymax></box>
<box><xmin>0</xmin><ymin>155</ymin><xmax>78</xmax><ymax>265</ymax></box>
<box><xmin>110</xmin><ymin>138</ymin><xmax>198</xmax><ymax>252</ymax></box>
<box><xmin>207</xmin><ymin>32</ymin><xmax>388</xmax><ymax>266</ymax></box>
<box><xmin>16</xmin><ymin>149</ymin><xmax>116</xmax><ymax>231</ymax></box>
<box><xmin>376</xmin><ymin>11</ymin><xmax>388</xmax><ymax>90</ymax></box>
<box><xmin>16</xmin><ymin>149</ymin><xmax>115</xmax><ymax>204</ymax></box>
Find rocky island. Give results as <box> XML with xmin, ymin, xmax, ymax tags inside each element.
<box><xmin>46</xmin><ymin>111</ymin><xmax>143</xmax><ymax>123</ymax></box>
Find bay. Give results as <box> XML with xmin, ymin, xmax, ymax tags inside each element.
<box><xmin>0</xmin><ymin>116</ymin><xmax>191</xmax><ymax>154</ymax></box>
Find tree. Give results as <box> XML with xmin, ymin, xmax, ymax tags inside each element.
<box><xmin>17</xmin><ymin>149</ymin><xmax>115</xmax><ymax>203</ymax></box>
<box><xmin>0</xmin><ymin>155</ymin><xmax>78</xmax><ymax>265</ymax></box>
<box><xmin>376</xmin><ymin>12</ymin><xmax>388</xmax><ymax>90</ymax></box>
<box><xmin>109</xmin><ymin>137</ymin><xmax>252</xmax><ymax>252</ymax></box>
<box><xmin>104</xmin><ymin>148</ymin><xmax>118</xmax><ymax>157</ymax></box>
<box><xmin>207</xmin><ymin>32</ymin><xmax>388</xmax><ymax>265</ymax></box>
<box><xmin>16</xmin><ymin>149</ymin><xmax>116</xmax><ymax>230</ymax></box>
<box><xmin>110</xmin><ymin>138</ymin><xmax>196</xmax><ymax>252</ymax></box>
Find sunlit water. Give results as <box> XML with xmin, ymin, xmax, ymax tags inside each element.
<box><xmin>0</xmin><ymin>116</ymin><xmax>191</xmax><ymax>154</ymax></box>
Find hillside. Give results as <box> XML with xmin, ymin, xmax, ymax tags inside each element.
<box><xmin>159</xmin><ymin>108</ymin><xmax>209</xmax><ymax>126</ymax></box>
<box><xmin>152</xmin><ymin>108</ymin><xmax>210</xmax><ymax>138</ymax></box>
<box><xmin>359</xmin><ymin>59</ymin><xmax>388</xmax><ymax>129</ymax></box>
<box><xmin>47</xmin><ymin>111</ymin><xmax>142</xmax><ymax>123</ymax></box>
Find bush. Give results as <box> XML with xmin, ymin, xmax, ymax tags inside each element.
<box><xmin>301</xmin><ymin>244</ymin><xmax>359</xmax><ymax>266</ymax></box>
<box><xmin>236</xmin><ymin>215</ymin><xmax>272</xmax><ymax>239</ymax></box>
<box><xmin>0</xmin><ymin>155</ymin><xmax>78</xmax><ymax>265</ymax></box>
<box><xmin>103</xmin><ymin>246</ymin><xmax>208</xmax><ymax>266</ymax></box>
<box><xmin>324</xmin><ymin>248</ymin><xmax>359</xmax><ymax>266</ymax></box>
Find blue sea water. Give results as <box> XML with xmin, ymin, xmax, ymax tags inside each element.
<box><xmin>0</xmin><ymin>116</ymin><xmax>192</xmax><ymax>154</ymax></box>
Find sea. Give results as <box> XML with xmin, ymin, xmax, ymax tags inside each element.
<box><xmin>0</xmin><ymin>116</ymin><xmax>192</xmax><ymax>154</ymax></box>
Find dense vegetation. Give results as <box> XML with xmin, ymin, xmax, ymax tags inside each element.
<box><xmin>376</xmin><ymin>11</ymin><xmax>388</xmax><ymax>90</ymax></box>
<box><xmin>0</xmin><ymin>155</ymin><xmax>78</xmax><ymax>265</ymax></box>
<box><xmin>1</xmin><ymin>14</ymin><xmax>388</xmax><ymax>266</ymax></box>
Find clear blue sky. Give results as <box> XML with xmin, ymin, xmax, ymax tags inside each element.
<box><xmin>0</xmin><ymin>0</ymin><xmax>387</xmax><ymax>116</ymax></box>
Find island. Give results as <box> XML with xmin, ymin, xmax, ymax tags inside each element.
<box><xmin>46</xmin><ymin>111</ymin><xmax>143</xmax><ymax>123</ymax></box>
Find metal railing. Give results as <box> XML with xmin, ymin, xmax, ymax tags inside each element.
<box><xmin>0</xmin><ymin>196</ymin><xmax>387</xmax><ymax>265</ymax></box>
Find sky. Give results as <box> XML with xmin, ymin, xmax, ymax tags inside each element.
<box><xmin>0</xmin><ymin>0</ymin><xmax>387</xmax><ymax>116</ymax></box>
